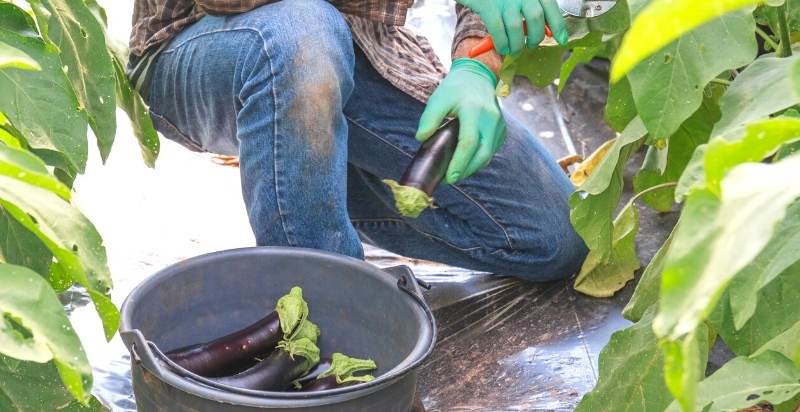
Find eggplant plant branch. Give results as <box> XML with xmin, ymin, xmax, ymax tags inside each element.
<box><xmin>775</xmin><ymin>2</ymin><xmax>793</xmax><ymax>57</ymax></box>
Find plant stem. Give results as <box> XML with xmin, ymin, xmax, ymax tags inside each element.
<box><xmin>710</xmin><ymin>78</ymin><xmax>732</xmax><ymax>86</ymax></box>
<box><xmin>630</xmin><ymin>182</ymin><xmax>679</xmax><ymax>206</ymax></box>
<box><xmin>774</xmin><ymin>3</ymin><xmax>793</xmax><ymax>57</ymax></box>
<box><xmin>754</xmin><ymin>26</ymin><xmax>780</xmax><ymax>51</ymax></box>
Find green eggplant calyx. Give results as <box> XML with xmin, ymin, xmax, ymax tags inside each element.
<box><xmin>382</xmin><ymin>179</ymin><xmax>433</xmax><ymax>218</ymax></box>
<box><xmin>275</xmin><ymin>286</ymin><xmax>309</xmax><ymax>339</ymax></box>
<box><xmin>319</xmin><ymin>352</ymin><xmax>377</xmax><ymax>385</ymax></box>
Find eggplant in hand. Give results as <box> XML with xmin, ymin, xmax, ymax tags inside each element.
<box><xmin>382</xmin><ymin>119</ymin><xmax>459</xmax><ymax>218</ymax></box>
<box><xmin>166</xmin><ymin>286</ymin><xmax>309</xmax><ymax>377</ymax></box>
<box><xmin>214</xmin><ymin>319</ymin><xmax>321</xmax><ymax>391</ymax></box>
<box><xmin>301</xmin><ymin>352</ymin><xmax>376</xmax><ymax>392</ymax></box>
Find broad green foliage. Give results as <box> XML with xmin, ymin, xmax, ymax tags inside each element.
<box><xmin>574</xmin><ymin>308</ymin><xmax>674</xmax><ymax>412</ymax></box>
<box><xmin>569</xmin><ymin>118</ymin><xmax>645</xmax><ymax>264</ymax></box>
<box><xmin>712</xmin><ymin>54</ymin><xmax>800</xmax><ymax>138</ymax></box>
<box><xmin>0</xmin><ymin>353</ymin><xmax>104</xmax><ymax>412</ymax></box>
<box><xmin>712</xmin><ymin>261</ymin><xmax>800</xmax><ymax>357</ymax></box>
<box><xmin>0</xmin><ymin>3</ymin><xmax>88</xmax><ymax>173</ymax></box>
<box><xmin>527</xmin><ymin>0</ymin><xmax>800</xmax><ymax>409</ymax></box>
<box><xmin>665</xmin><ymin>351</ymin><xmax>800</xmax><ymax>412</ymax></box>
<box><xmin>0</xmin><ymin>0</ymin><xmax>158</xmax><ymax>407</ymax></box>
<box><xmin>611</xmin><ymin>0</ymin><xmax>762</xmax><ymax>81</ymax></box>
<box><xmin>655</xmin><ymin>155</ymin><xmax>800</xmax><ymax>340</ymax></box>
<box><xmin>0</xmin><ymin>40</ymin><xmax>39</xmax><ymax>70</ymax></box>
<box><xmin>573</xmin><ymin>198</ymin><xmax>640</xmax><ymax>297</ymax></box>
<box><xmin>626</xmin><ymin>10</ymin><xmax>756</xmax><ymax>139</ymax></box>
<box><xmin>0</xmin><ymin>264</ymin><xmax>91</xmax><ymax>401</ymax></box>
<box><xmin>32</xmin><ymin>0</ymin><xmax>117</xmax><ymax>161</ymax></box>
<box><xmin>633</xmin><ymin>98</ymin><xmax>719</xmax><ymax>211</ymax></box>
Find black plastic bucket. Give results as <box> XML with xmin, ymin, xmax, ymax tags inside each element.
<box><xmin>119</xmin><ymin>247</ymin><xmax>436</xmax><ymax>411</ymax></box>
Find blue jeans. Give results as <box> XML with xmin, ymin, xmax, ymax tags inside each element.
<box><xmin>145</xmin><ymin>0</ymin><xmax>587</xmax><ymax>281</ymax></box>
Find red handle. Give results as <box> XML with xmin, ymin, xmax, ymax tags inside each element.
<box><xmin>467</xmin><ymin>23</ymin><xmax>552</xmax><ymax>58</ymax></box>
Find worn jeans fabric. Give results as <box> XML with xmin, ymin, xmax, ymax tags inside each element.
<box><xmin>145</xmin><ymin>0</ymin><xmax>588</xmax><ymax>281</ymax></box>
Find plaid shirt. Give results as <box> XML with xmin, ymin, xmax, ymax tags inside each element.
<box><xmin>129</xmin><ymin>0</ymin><xmax>488</xmax><ymax>102</ymax></box>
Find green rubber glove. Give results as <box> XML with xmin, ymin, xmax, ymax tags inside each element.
<box><xmin>416</xmin><ymin>58</ymin><xmax>506</xmax><ymax>184</ymax></box>
<box><xmin>457</xmin><ymin>0</ymin><xmax>569</xmax><ymax>55</ymax></box>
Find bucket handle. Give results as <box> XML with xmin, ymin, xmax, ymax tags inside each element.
<box><xmin>382</xmin><ymin>265</ymin><xmax>431</xmax><ymax>300</ymax></box>
<box><xmin>120</xmin><ymin>329</ymin><xmax>170</xmax><ymax>381</ymax></box>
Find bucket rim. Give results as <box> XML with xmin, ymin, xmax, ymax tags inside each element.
<box><xmin>119</xmin><ymin>246</ymin><xmax>436</xmax><ymax>405</ymax></box>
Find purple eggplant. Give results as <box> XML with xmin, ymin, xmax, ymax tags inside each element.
<box><xmin>166</xmin><ymin>287</ymin><xmax>308</xmax><ymax>377</ymax></box>
<box><xmin>383</xmin><ymin>119</ymin><xmax>459</xmax><ymax>218</ymax></box>
<box><xmin>214</xmin><ymin>320</ymin><xmax>321</xmax><ymax>391</ymax></box>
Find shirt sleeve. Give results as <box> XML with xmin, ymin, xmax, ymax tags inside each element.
<box><xmin>195</xmin><ymin>0</ymin><xmax>277</xmax><ymax>15</ymax></box>
<box><xmin>452</xmin><ymin>5</ymin><xmax>489</xmax><ymax>58</ymax></box>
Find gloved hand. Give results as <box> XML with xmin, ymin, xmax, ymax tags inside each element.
<box><xmin>416</xmin><ymin>58</ymin><xmax>506</xmax><ymax>184</ymax></box>
<box><xmin>457</xmin><ymin>0</ymin><xmax>569</xmax><ymax>55</ymax></box>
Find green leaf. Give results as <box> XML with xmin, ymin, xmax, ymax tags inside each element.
<box><xmin>0</xmin><ymin>176</ymin><xmax>117</xmax><ymax>340</ymax></box>
<box><xmin>515</xmin><ymin>46</ymin><xmax>563</xmax><ymax>88</ymax></box>
<box><xmin>728</xmin><ymin>201</ymin><xmax>800</xmax><ymax>328</ymax></box>
<box><xmin>666</xmin><ymin>351</ymin><xmax>800</xmax><ymax>412</ymax></box>
<box><xmin>611</xmin><ymin>0</ymin><xmax>760</xmax><ymax>82</ymax></box>
<box><xmin>623</xmin><ymin>225</ymin><xmax>675</xmax><ymax>322</ymax></box>
<box><xmin>675</xmin><ymin>144</ymin><xmax>707</xmax><ymax>200</ymax></box>
<box><xmin>662</xmin><ymin>324</ymin><xmax>710</xmax><ymax>412</ymax></box>
<box><xmin>0</xmin><ymin>40</ymin><xmax>40</xmax><ymax>71</ymax></box>
<box><xmin>0</xmin><ymin>3</ymin><xmax>88</xmax><ymax>173</ymax></box>
<box><xmin>712</xmin><ymin>54</ymin><xmax>800</xmax><ymax>139</ymax></box>
<box><xmin>634</xmin><ymin>98</ymin><xmax>719</xmax><ymax>211</ymax></box>
<box><xmin>0</xmin><ymin>143</ymin><xmax>71</xmax><ymax>199</ymax></box>
<box><xmin>0</xmin><ymin>264</ymin><xmax>91</xmax><ymax>402</ymax></box>
<box><xmin>574</xmin><ymin>198</ymin><xmax>640</xmax><ymax>297</ymax></box>
<box><xmin>627</xmin><ymin>10</ymin><xmax>757</xmax><ymax>139</ymax></box>
<box><xmin>0</xmin><ymin>354</ymin><xmax>106</xmax><ymax>411</ymax></box>
<box><xmin>655</xmin><ymin>154</ymin><xmax>800</xmax><ymax>341</ymax></box>
<box><xmin>558</xmin><ymin>32</ymin><xmax>603</xmax><ymax>94</ymax></box>
<box><xmin>110</xmin><ymin>50</ymin><xmax>159</xmax><ymax>167</ymax></box>
<box><xmin>32</xmin><ymin>0</ymin><xmax>117</xmax><ymax>161</ymax></box>
<box><xmin>575</xmin><ymin>307</ymin><xmax>674</xmax><ymax>412</ymax></box>
<box><xmin>605</xmin><ymin>77</ymin><xmax>637</xmax><ymax>132</ymax></box>
<box><xmin>712</xmin><ymin>261</ymin><xmax>800</xmax><ymax>357</ymax></box>
<box><xmin>0</xmin><ymin>208</ymin><xmax>52</xmax><ymax>278</ymax></box>
<box><xmin>570</xmin><ymin>119</ymin><xmax>645</xmax><ymax>263</ymax></box>
<box><xmin>753</xmin><ymin>321</ymin><xmax>800</xmax><ymax>361</ymax></box>
<box><xmin>705</xmin><ymin>117</ymin><xmax>800</xmax><ymax>195</ymax></box>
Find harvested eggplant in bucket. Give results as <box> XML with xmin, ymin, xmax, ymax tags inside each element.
<box><xmin>119</xmin><ymin>247</ymin><xmax>436</xmax><ymax>411</ymax></box>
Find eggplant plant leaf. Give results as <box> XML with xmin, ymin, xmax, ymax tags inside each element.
<box><xmin>574</xmin><ymin>198</ymin><xmax>640</xmax><ymax>297</ymax></box>
<box><xmin>0</xmin><ymin>3</ymin><xmax>88</xmax><ymax>173</ymax></box>
<box><xmin>604</xmin><ymin>77</ymin><xmax>637</xmax><ymax>132</ymax></box>
<box><xmin>0</xmin><ymin>40</ymin><xmax>40</xmax><ymax>71</ymax></box>
<box><xmin>0</xmin><ymin>353</ymin><xmax>105</xmax><ymax>411</ymax></box>
<box><xmin>0</xmin><ymin>143</ymin><xmax>71</xmax><ymax>199</ymax></box>
<box><xmin>0</xmin><ymin>208</ymin><xmax>52</xmax><ymax>278</ymax></box>
<box><xmin>627</xmin><ymin>10</ymin><xmax>756</xmax><ymax>139</ymax></box>
<box><xmin>665</xmin><ymin>351</ymin><xmax>800</xmax><ymax>412</ymax></box>
<box><xmin>655</xmin><ymin>154</ymin><xmax>800</xmax><ymax>341</ymax></box>
<box><xmin>727</xmin><ymin>201</ymin><xmax>800</xmax><ymax>328</ymax></box>
<box><xmin>623</xmin><ymin>225</ymin><xmax>675</xmax><ymax>322</ymax></box>
<box><xmin>31</xmin><ymin>0</ymin><xmax>117</xmax><ymax>161</ymax></box>
<box><xmin>514</xmin><ymin>45</ymin><xmax>563</xmax><ymax>88</ymax></box>
<box><xmin>558</xmin><ymin>32</ymin><xmax>603</xmax><ymax>94</ymax></box>
<box><xmin>705</xmin><ymin>117</ymin><xmax>800</xmax><ymax>195</ymax></box>
<box><xmin>575</xmin><ymin>307</ymin><xmax>674</xmax><ymax>412</ymax></box>
<box><xmin>712</xmin><ymin>54</ymin><xmax>800</xmax><ymax>139</ymax></box>
<box><xmin>0</xmin><ymin>264</ymin><xmax>91</xmax><ymax>402</ymax></box>
<box><xmin>570</xmin><ymin>119</ymin><xmax>645</xmax><ymax>263</ymax></box>
<box><xmin>109</xmin><ymin>49</ymin><xmax>159</xmax><ymax>167</ymax></box>
<box><xmin>712</xmin><ymin>261</ymin><xmax>800</xmax><ymax>357</ymax></box>
<box><xmin>0</xmin><ymin>176</ymin><xmax>117</xmax><ymax>340</ymax></box>
<box><xmin>634</xmin><ymin>98</ymin><xmax>719</xmax><ymax>211</ymax></box>
<box><xmin>662</xmin><ymin>324</ymin><xmax>710</xmax><ymax>412</ymax></box>
<box><xmin>611</xmin><ymin>0</ymin><xmax>761</xmax><ymax>81</ymax></box>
